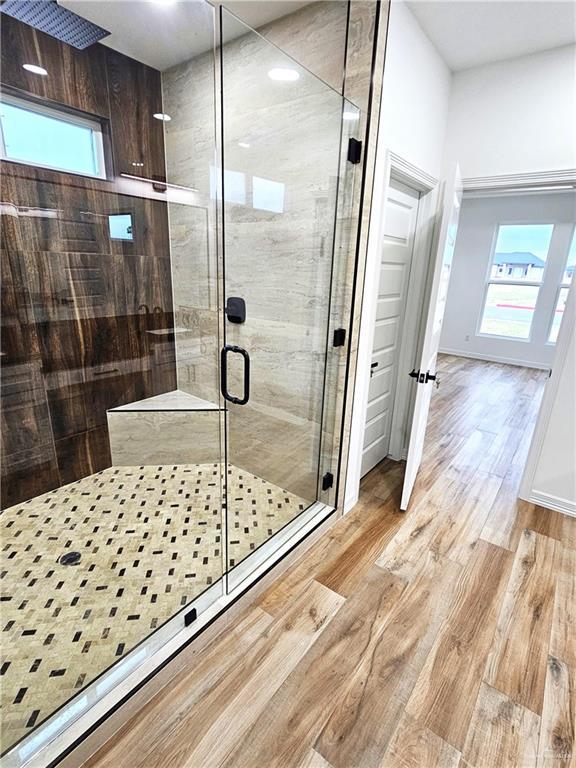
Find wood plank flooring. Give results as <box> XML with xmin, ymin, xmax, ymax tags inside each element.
<box><xmin>85</xmin><ymin>355</ymin><xmax>576</xmax><ymax>768</ymax></box>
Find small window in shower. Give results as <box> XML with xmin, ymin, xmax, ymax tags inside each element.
<box><xmin>108</xmin><ymin>213</ymin><xmax>134</xmax><ymax>241</ymax></box>
<box><xmin>0</xmin><ymin>93</ymin><xmax>106</xmax><ymax>178</ymax></box>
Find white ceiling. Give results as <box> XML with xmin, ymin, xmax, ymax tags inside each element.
<box><xmin>60</xmin><ymin>0</ymin><xmax>310</xmax><ymax>71</ymax></box>
<box><xmin>405</xmin><ymin>0</ymin><xmax>576</xmax><ymax>71</ymax></box>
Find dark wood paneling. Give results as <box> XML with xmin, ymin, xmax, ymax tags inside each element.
<box><xmin>55</xmin><ymin>426</ymin><xmax>112</xmax><ymax>486</ymax></box>
<box><xmin>0</xmin><ymin>14</ymin><xmax>110</xmax><ymax>117</ymax></box>
<box><xmin>106</xmin><ymin>49</ymin><xmax>166</xmax><ymax>181</ymax></box>
<box><xmin>1</xmin><ymin>16</ymin><xmax>176</xmax><ymax>507</ymax></box>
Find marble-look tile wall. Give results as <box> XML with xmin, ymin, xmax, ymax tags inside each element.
<box><xmin>107</xmin><ymin>410</ymin><xmax>220</xmax><ymax>466</ymax></box>
<box><xmin>161</xmin><ymin>0</ymin><xmax>220</xmax><ymax>407</ymax></box>
<box><xmin>162</xmin><ymin>0</ymin><xmax>385</xmax><ymax>507</ymax></box>
<box><xmin>220</xmin><ymin>13</ymin><xmax>345</xmax><ymax>501</ymax></box>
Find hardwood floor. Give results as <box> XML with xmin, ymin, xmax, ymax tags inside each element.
<box><xmin>84</xmin><ymin>355</ymin><xmax>576</xmax><ymax>768</ymax></box>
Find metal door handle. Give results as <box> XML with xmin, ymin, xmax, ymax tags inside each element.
<box><xmin>220</xmin><ymin>345</ymin><xmax>250</xmax><ymax>405</ymax></box>
<box><xmin>425</xmin><ymin>370</ymin><xmax>441</xmax><ymax>389</ymax></box>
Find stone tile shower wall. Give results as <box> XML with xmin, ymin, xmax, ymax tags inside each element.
<box><xmin>163</xmin><ymin>6</ymin><xmax>347</xmax><ymax>502</ymax></box>
<box><xmin>161</xmin><ymin>1</ymin><xmax>382</xmax><ymax>504</ymax></box>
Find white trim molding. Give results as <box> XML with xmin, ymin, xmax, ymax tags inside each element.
<box><xmin>388</xmin><ymin>152</ymin><xmax>438</xmax><ymax>193</ymax></box>
<box><xmin>464</xmin><ymin>168</ymin><xmax>576</xmax><ymax>195</ymax></box>
<box><xmin>346</xmin><ymin>147</ymin><xmax>439</xmax><ymax>513</ymax></box>
<box><xmin>525</xmin><ymin>491</ymin><xmax>576</xmax><ymax>518</ymax></box>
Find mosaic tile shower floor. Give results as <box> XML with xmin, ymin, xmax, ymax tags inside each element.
<box><xmin>0</xmin><ymin>463</ymin><xmax>307</xmax><ymax>754</ymax></box>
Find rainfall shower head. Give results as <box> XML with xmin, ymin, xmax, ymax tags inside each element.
<box><xmin>0</xmin><ymin>0</ymin><xmax>110</xmax><ymax>49</ymax></box>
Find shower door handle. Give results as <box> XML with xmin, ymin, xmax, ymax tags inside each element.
<box><xmin>220</xmin><ymin>345</ymin><xmax>250</xmax><ymax>405</ymax></box>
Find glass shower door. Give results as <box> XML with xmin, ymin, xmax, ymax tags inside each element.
<box><xmin>219</xmin><ymin>10</ymin><xmax>348</xmax><ymax>580</ymax></box>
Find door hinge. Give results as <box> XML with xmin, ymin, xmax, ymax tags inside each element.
<box><xmin>184</xmin><ymin>608</ymin><xmax>197</xmax><ymax>627</ymax></box>
<box><xmin>322</xmin><ymin>472</ymin><xmax>334</xmax><ymax>491</ymax></box>
<box><xmin>333</xmin><ymin>328</ymin><xmax>346</xmax><ymax>347</ymax></box>
<box><xmin>347</xmin><ymin>138</ymin><xmax>362</xmax><ymax>164</ymax></box>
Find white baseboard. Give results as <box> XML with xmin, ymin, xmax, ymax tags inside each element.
<box><xmin>526</xmin><ymin>490</ymin><xmax>576</xmax><ymax>518</ymax></box>
<box><xmin>344</xmin><ymin>491</ymin><xmax>359</xmax><ymax>514</ymax></box>
<box><xmin>438</xmin><ymin>347</ymin><xmax>550</xmax><ymax>371</ymax></box>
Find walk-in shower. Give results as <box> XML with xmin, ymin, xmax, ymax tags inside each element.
<box><xmin>0</xmin><ymin>1</ymin><xmax>362</xmax><ymax>763</ymax></box>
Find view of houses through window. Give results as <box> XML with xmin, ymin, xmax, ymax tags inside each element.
<box><xmin>480</xmin><ymin>223</ymin><xmax>573</xmax><ymax>341</ymax></box>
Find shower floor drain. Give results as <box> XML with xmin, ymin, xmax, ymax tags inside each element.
<box><xmin>59</xmin><ymin>551</ymin><xmax>81</xmax><ymax>566</ymax></box>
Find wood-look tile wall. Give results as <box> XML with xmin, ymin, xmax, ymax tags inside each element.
<box><xmin>0</xmin><ymin>16</ymin><xmax>176</xmax><ymax>507</ymax></box>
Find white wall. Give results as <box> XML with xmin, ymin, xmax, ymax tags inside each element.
<box><xmin>380</xmin><ymin>1</ymin><xmax>452</xmax><ymax>179</ymax></box>
<box><xmin>440</xmin><ymin>191</ymin><xmax>576</xmax><ymax>369</ymax></box>
<box><xmin>521</xmin><ymin>285</ymin><xmax>576</xmax><ymax>516</ymax></box>
<box><xmin>444</xmin><ymin>44</ymin><xmax>576</xmax><ymax>179</ymax></box>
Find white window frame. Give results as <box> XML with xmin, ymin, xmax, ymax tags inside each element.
<box><xmin>0</xmin><ymin>92</ymin><xmax>107</xmax><ymax>179</ymax></box>
<box><xmin>546</xmin><ymin>285</ymin><xmax>570</xmax><ymax>344</ymax></box>
<box><xmin>546</xmin><ymin>228</ymin><xmax>575</xmax><ymax>344</ymax></box>
<box><xmin>477</xmin><ymin>221</ymin><xmax>554</xmax><ymax>342</ymax></box>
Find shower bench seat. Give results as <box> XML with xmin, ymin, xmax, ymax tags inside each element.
<box><xmin>107</xmin><ymin>389</ymin><xmax>222</xmax><ymax>466</ymax></box>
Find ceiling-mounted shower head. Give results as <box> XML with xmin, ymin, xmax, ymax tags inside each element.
<box><xmin>0</xmin><ymin>0</ymin><xmax>110</xmax><ymax>49</ymax></box>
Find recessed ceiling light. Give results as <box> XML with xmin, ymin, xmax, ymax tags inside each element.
<box><xmin>238</xmin><ymin>142</ymin><xmax>250</xmax><ymax>149</ymax></box>
<box><xmin>268</xmin><ymin>68</ymin><xmax>299</xmax><ymax>82</ymax></box>
<box><xmin>132</xmin><ymin>162</ymin><xmax>144</xmax><ymax>167</ymax></box>
<box><xmin>153</xmin><ymin>113</ymin><xmax>172</xmax><ymax>122</ymax></box>
<box><xmin>343</xmin><ymin>111</ymin><xmax>359</xmax><ymax>121</ymax></box>
<box><xmin>23</xmin><ymin>64</ymin><xmax>48</xmax><ymax>76</ymax></box>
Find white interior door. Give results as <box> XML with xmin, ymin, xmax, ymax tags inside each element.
<box><xmin>362</xmin><ymin>180</ymin><xmax>420</xmax><ymax>477</ymax></box>
<box><xmin>400</xmin><ymin>163</ymin><xmax>463</xmax><ymax>510</ymax></box>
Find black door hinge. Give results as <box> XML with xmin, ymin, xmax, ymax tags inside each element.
<box><xmin>184</xmin><ymin>608</ymin><xmax>197</xmax><ymax>627</ymax></box>
<box><xmin>347</xmin><ymin>138</ymin><xmax>362</xmax><ymax>164</ymax></box>
<box><xmin>322</xmin><ymin>472</ymin><xmax>334</xmax><ymax>491</ymax></box>
<box><xmin>333</xmin><ymin>328</ymin><xmax>346</xmax><ymax>347</ymax></box>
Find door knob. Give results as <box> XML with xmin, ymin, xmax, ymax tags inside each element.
<box><xmin>424</xmin><ymin>370</ymin><xmax>441</xmax><ymax>389</ymax></box>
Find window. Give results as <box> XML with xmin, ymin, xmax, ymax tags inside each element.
<box><xmin>479</xmin><ymin>224</ymin><xmax>554</xmax><ymax>339</ymax></box>
<box><xmin>547</xmin><ymin>229</ymin><xmax>575</xmax><ymax>343</ymax></box>
<box><xmin>0</xmin><ymin>93</ymin><xmax>106</xmax><ymax>178</ymax></box>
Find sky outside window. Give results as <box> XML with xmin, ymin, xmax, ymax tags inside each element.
<box><xmin>1</xmin><ymin>100</ymin><xmax>100</xmax><ymax>176</ymax></box>
<box><xmin>494</xmin><ymin>224</ymin><xmax>554</xmax><ymax>262</ymax></box>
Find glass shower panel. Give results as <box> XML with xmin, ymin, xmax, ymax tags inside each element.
<box><xmin>0</xmin><ymin>0</ymin><xmax>223</xmax><ymax>758</ymax></box>
<box><xmin>319</xmin><ymin>100</ymin><xmax>362</xmax><ymax>509</ymax></box>
<box><xmin>220</xmin><ymin>10</ymin><xmax>346</xmax><ymax>574</ymax></box>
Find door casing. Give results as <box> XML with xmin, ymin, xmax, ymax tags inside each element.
<box><xmin>346</xmin><ymin>150</ymin><xmax>439</xmax><ymax>512</ymax></box>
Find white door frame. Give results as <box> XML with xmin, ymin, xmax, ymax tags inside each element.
<box><xmin>345</xmin><ymin>150</ymin><xmax>438</xmax><ymax>513</ymax></box>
